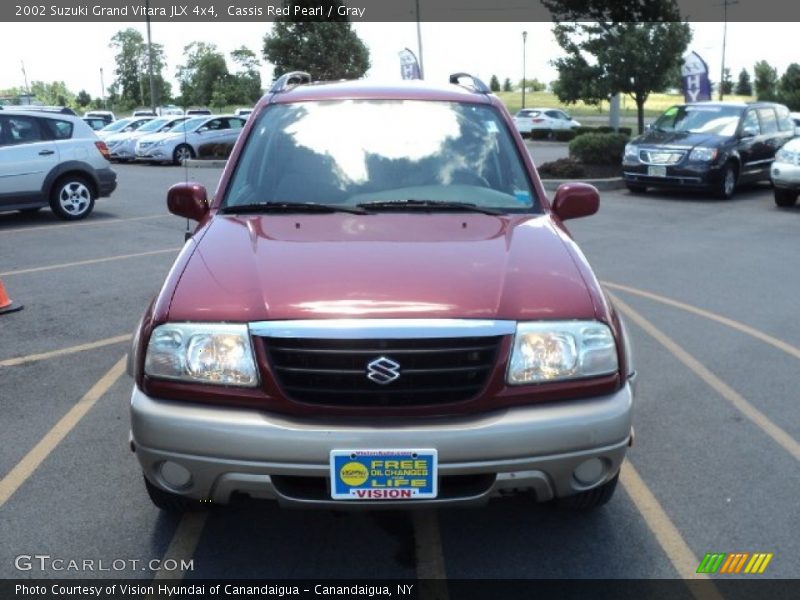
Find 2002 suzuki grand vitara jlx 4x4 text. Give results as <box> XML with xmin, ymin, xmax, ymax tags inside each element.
<box><xmin>128</xmin><ymin>73</ymin><xmax>636</xmax><ymax>512</ymax></box>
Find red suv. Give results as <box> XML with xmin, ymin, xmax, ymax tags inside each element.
<box><xmin>128</xmin><ymin>73</ymin><xmax>635</xmax><ymax>512</ymax></box>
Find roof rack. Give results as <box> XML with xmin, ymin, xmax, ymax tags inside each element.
<box><xmin>270</xmin><ymin>71</ymin><xmax>312</xmax><ymax>94</ymax></box>
<box><xmin>449</xmin><ymin>73</ymin><xmax>490</xmax><ymax>94</ymax></box>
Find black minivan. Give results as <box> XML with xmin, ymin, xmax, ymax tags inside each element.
<box><xmin>622</xmin><ymin>102</ymin><xmax>795</xmax><ymax>199</ymax></box>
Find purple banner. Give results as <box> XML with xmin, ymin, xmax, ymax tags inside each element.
<box><xmin>399</xmin><ymin>48</ymin><xmax>421</xmax><ymax>80</ymax></box>
<box><xmin>681</xmin><ymin>51</ymin><xmax>712</xmax><ymax>103</ymax></box>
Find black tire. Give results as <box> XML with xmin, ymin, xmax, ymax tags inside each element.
<box><xmin>774</xmin><ymin>188</ymin><xmax>798</xmax><ymax>207</ymax></box>
<box><xmin>144</xmin><ymin>476</ymin><xmax>203</xmax><ymax>513</ymax></box>
<box><xmin>713</xmin><ymin>162</ymin><xmax>738</xmax><ymax>200</ymax></box>
<box><xmin>173</xmin><ymin>144</ymin><xmax>195</xmax><ymax>165</ymax></box>
<box><xmin>49</xmin><ymin>175</ymin><xmax>95</xmax><ymax>220</ymax></box>
<box><xmin>626</xmin><ymin>183</ymin><xmax>647</xmax><ymax>194</ymax></box>
<box><xmin>557</xmin><ymin>472</ymin><xmax>619</xmax><ymax>510</ymax></box>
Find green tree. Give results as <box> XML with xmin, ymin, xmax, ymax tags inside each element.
<box><xmin>229</xmin><ymin>46</ymin><xmax>263</xmax><ymax>104</ymax></box>
<box><xmin>263</xmin><ymin>1</ymin><xmax>370</xmax><ymax>81</ymax></box>
<box><xmin>110</xmin><ymin>28</ymin><xmax>170</xmax><ymax>109</ymax></box>
<box><xmin>734</xmin><ymin>68</ymin><xmax>752</xmax><ymax>96</ymax></box>
<box><xmin>176</xmin><ymin>42</ymin><xmax>229</xmax><ymax>106</ymax></box>
<box><xmin>518</xmin><ymin>78</ymin><xmax>546</xmax><ymax>92</ymax></box>
<box><xmin>29</xmin><ymin>81</ymin><xmax>75</xmax><ymax>107</ymax></box>
<box><xmin>753</xmin><ymin>60</ymin><xmax>778</xmax><ymax>101</ymax></box>
<box><xmin>75</xmin><ymin>90</ymin><xmax>92</xmax><ymax>108</ymax></box>
<box><xmin>721</xmin><ymin>68</ymin><xmax>733</xmax><ymax>96</ymax></box>
<box><xmin>489</xmin><ymin>74</ymin><xmax>500</xmax><ymax>92</ymax></box>
<box><xmin>543</xmin><ymin>0</ymin><xmax>691</xmax><ymax>134</ymax></box>
<box><xmin>777</xmin><ymin>63</ymin><xmax>800</xmax><ymax>110</ymax></box>
<box><xmin>502</xmin><ymin>78</ymin><xmax>512</xmax><ymax>92</ymax></box>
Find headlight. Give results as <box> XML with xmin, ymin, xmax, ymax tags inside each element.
<box><xmin>775</xmin><ymin>148</ymin><xmax>792</xmax><ymax>163</ymax></box>
<box><xmin>155</xmin><ymin>140</ymin><xmax>167</xmax><ymax>147</ymax></box>
<box><xmin>144</xmin><ymin>323</ymin><xmax>258</xmax><ymax>386</ymax></box>
<box><xmin>624</xmin><ymin>143</ymin><xmax>639</xmax><ymax>161</ymax></box>
<box><xmin>507</xmin><ymin>321</ymin><xmax>618</xmax><ymax>385</ymax></box>
<box><xmin>689</xmin><ymin>146</ymin><xmax>718</xmax><ymax>162</ymax></box>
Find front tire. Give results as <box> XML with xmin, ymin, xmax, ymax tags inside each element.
<box><xmin>49</xmin><ymin>176</ymin><xmax>95</xmax><ymax>220</ymax></box>
<box><xmin>173</xmin><ymin>144</ymin><xmax>195</xmax><ymax>165</ymax></box>
<box><xmin>774</xmin><ymin>188</ymin><xmax>798</xmax><ymax>207</ymax></box>
<box><xmin>714</xmin><ymin>162</ymin><xmax>738</xmax><ymax>199</ymax></box>
<box><xmin>557</xmin><ymin>472</ymin><xmax>619</xmax><ymax>510</ymax></box>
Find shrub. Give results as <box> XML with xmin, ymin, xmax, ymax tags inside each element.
<box><xmin>553</xmin><ymin>129</ymin><xmax>576</xmax><ymax>141</ymax></box>
<box><xmin>530</xmin><ymin>128</ymin><xmax>552</xmax><ymax>140</ymax></box>
<box><xmin>618</xmin><ymin>126</ymin><xmax>633</xmax><ymax>136</ymax></box>
<box><xmin>568</xmin><ymin>133</ymin><xmax>629</xmax><ymax>165</ymax></box>
<box><xmin>537</xmin><ymin>158</ymin><xmax>587</xmax><ymax>179</ymax></box>
<box><xmin>596</xmin><ymin>126</ymin><xmax>615</xmax><ymax>133</ymax></box>
<box><xmin>198</xmin><ymin>142</ymin><xmax>235</xmax><ymax>159</ymax></box>
<box><xmin>573</xmin><ymin>126</ymin><xmax>601</xmax><ymax>136</ymax></box>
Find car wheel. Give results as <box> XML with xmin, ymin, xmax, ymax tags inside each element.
<box><xmin>557</xmin><ymin>472</ymin><xmax>619</xmax><ymax>510</ymax></box>
<box><xmin>626</xmin><ymin>184</ymin><xmax>647</xmax><ymax>194</ymax></box>
<box><xmin>49</xmin><ymin>176</ymin><xmax>95</xmax><ymax>220</ymax></box>
<box><xmin>714</xmin><ymin>162</ymin><xmax>737</xmax><ymax>199</ymax></box>
<box><xmin>144</xmin><ymin>476</ymin><xmax>203</xmax><ymax>513</ymax></box>
<box><xmin>774</xmin><ymin>188</ymin><xmax>798</xmax><ymax>207</ymax></box>
<box><xmin>173</xmin><ymin>144</ymin><xmax>195</xmax><ymax>165</ymax></box>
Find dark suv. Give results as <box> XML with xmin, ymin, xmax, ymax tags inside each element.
<box><xmin>128</xmin><ymin>73</ymin><xmax>635</xmax><ymax>513</ymax></box>
<box><xmin>623</xmin><ymin>102</ymin><xmax>795</xmax><ymax>199</ymax></box>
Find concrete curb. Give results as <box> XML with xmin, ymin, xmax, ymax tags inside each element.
<box><xmin>541</xmin><ymin>177</ymin><xmax>625</xmax><ymax>192</ymax></box>
<box><xmin>184</xmin><ymin>159</ymin><xmax>227</xmax><ymax>168</ymax></box>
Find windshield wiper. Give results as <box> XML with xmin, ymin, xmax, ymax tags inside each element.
<box><xmin>221</xmin><ymin>202</ymin><xmax>368</xmax><ymax>215</ymax></box>
<box><xmin>356</xmin><ymin>199</ymin><xmax>503</xmax><ymax>215</ymax></box>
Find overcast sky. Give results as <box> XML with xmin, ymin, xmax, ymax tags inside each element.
<box><xmin>0</xmin><ymin>21</ymin><xmax>795</xmax><ymax>100</ymax></box>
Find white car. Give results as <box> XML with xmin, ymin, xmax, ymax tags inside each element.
<box><xmin>513</xmin><ymin>108</ymin><xmax>581</xmax><ymax>136</ymax></box>
<box><xmin>134</xmin><ymin>115</ymin><xmax>245</xmax><ymax>165</ymax></box>
<box><xmin>95</xmin><ymin>116</ymin><xmax>154</xmax><ymax>141</ymax></box>
<box><xmin>791</xmin><ymin>112</ymin><xmax>800</xmax><ymax>135</ymax></box>
<box><xmin>234</xmin><ymin>107</ymin><xmax>254</xmax><ymax>119</ymax></box>
<box><xmin>771</xmin><ymin>137</ymin><xmax>800</xmax><ymax>207</ymax></box>
<box><xmin>105</xmin><ymin>116</ymin><xmax>188</xmax><ymax>162</ymax></box>
<box><xmin>0</xmin><ymin>110</ymin><xmax>116</xmax><ymax>219</ymax></box>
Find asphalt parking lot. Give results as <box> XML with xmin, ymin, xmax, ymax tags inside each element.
<box><xmin>0</xmin><ymin>163</ymin><xmax>798</xmax><ymax>594</ymax></box>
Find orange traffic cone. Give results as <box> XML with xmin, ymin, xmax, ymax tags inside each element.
<box><xmin>0</xmin><ymin>278</ymin><xmax>23</xmax><ymax>315</ymax></box>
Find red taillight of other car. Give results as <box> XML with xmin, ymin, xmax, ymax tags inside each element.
<box><xmin>95</xmin><ymin>141</ymin><xmax>111</xmax><ymax>160</ymax></box>
<box><xmin>532</xmin><ymin>118</ymin><xmax>545</xmax><ymax>123</ymax></box>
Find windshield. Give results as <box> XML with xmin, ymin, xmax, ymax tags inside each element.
<box><xmin>224</xmin><ymin>99</ymin><xmax>537</xmax><ymax>212</ymax></box>
<box><xmin>168</xmin><ymin>117</ymin><xmax>207</xmax><ymax>134</ymax></box>
<box><xmin>653</xmin><ymin>105</ymin><xmax>744</xmax><ymax>136</ymax></box>
<box><xmin>136</xmin><ymin>118</ymin><xmax>171</xmax><ymax>132</ymax></box>
<box><xmin>100</xmin><ymin>118</ymin><xmax>132</xmax><ymax>133</ymax></box>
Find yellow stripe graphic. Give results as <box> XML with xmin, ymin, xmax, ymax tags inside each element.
<box><xmin>744</xmin><ymin>554</ymin><xmax>763</xmax><ymax>574</ymax></box>
<box><xmin>758</xmin><ymin>553</ymin><xmax>773</xmax><ymax>574</ymax></box>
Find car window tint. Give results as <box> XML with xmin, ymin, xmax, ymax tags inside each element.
<box><xmin>227</xmin><ymin>118</ymin><xmax>244</xmax><ymax>130</ymax></box>
<box><xmin>757</xmin><ymin>108</ymin><xmax>778</xmax><ymax>135</ymax></box>
<box><xmin>741</xmin><ymin>110</ymin><xmax>760</xmax><ymax>135</ymax></box>
<box><xmin>545</xmin><ymin>111</ymin><xmax>560</xmax><ymax>119</ymax></box>
<box><xmin>5</xmin><ymin>116</ymin><xmax>44</xmax><ymax>144</ymax></box>
<box><xmin>43</xmin><ymin>119</ymin><xmax>73</xmax><ymax>140</ymax></box>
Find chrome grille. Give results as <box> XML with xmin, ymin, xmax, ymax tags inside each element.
<box><xmin>639</xmin><ymin>150</ymin><xmax>685</xmax><ymax>165</ymax></box>
<box><xmin>264</xmin><ymin>336</ymin><xmax>502</xmax><ymax>407</ymax></box>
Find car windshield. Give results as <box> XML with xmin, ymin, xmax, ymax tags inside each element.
<box><xmin>168</xmin><ymin>117</ymin><xmax>208</xmax><ymax>133</ymax></box>
<box><xmin>137</xmin><ymin>118</ymin><xmax>171</xmax><ymax>132</ymax></box>
<box><xmin>100</xmin><ymin>118</ymin><xmax>132</xmax><ymax>133</ymax></box>
<box><xmin>653</xmin><ymin>105</ymin><xmax>743</xmax><ymax>136</ymax></box>
<box><xmin>224</xmin><ymin>99</ymin><xmax>537</xmax><ymax>212</ymax></box>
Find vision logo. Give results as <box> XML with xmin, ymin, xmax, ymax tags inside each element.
<box><xmin>696</xmin><ymin>552</ymin><xmax>773</xmax><ymax>574</ymax></box>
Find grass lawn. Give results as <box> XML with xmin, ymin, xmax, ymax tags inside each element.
<box><xmin>495</xmin><ymin>90</ymin><xmax>755</xmax><ymax>118</ymax></box>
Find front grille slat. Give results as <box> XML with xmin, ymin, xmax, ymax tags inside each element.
<box><xmin>264</xmin><ymin>335</ymin><xmax>502</xmax><ymax>407</ymax></box>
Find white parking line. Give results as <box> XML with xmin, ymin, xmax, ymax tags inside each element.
<box><xmin>0</xmin><ymin>214</ymin><xmax>168</xmax><ymax>235</ymax></box>
<box><xmin>0</xmin><ymin>334</ymin><xmax>131</xmax><ymax>368</ymax></box>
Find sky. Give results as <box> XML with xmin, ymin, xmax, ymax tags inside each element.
<box><xmin>0</xmin><ymin>21</ymin><xmax>795</xmax><ymax>101</ymax></box>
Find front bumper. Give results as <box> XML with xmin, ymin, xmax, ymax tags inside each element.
<box><xmin>135</xmin><ymin>147</ymin><xmax>170</xmax><ymax>161</ymax></box>
<box><xmin>771</xmin><ymin>162</ymin><xmax>800</xmax><ymax>190</ymax></box>
<box><xmin>623</xmin><ymin>161</ymin><xmax>722</xmax><ymax>190</ymax></box>
<box><xmin>130</xmin><ymin>381</ymin><xmax>634</xmax><ymax>508</ymax></box>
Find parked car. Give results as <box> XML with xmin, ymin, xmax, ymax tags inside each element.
<box><xmin>185</xmin><ymin>108</ymin><xmax>212</xmax><ymax>116</ymax></box>
<box><xmin>128</xmin><ymin>72</ymin><xmax>635</xmax><ymax>513</ymax></box>
<box><xmin>134</xmin><ymin>115</ymin><xmax>245</xmax><ymax>164</ymax></box>
<box><xmin>0</xmin><ymin>110</ymin><xmax>116</xmax><ymax>219</ymax></box>
<box><xmin>105</xmin><ymin>116</ymin><xmax>189</xmax><ymax>162</ymax></box>
<box><xmin>791</xmin><ymin>112</ymin><xmax>800</xmax><ymax>135</ymax></box>
<box><xmin>771</xmin><ymin>137</ymin><xmax>800</xmax><ymax>207</ymax></box>
<box><xmin>513</xmin><ymin>108</ymin><xmax>581</xmax><ymax>136</ymax></box>
<box><xmin>234</xmin><ymin>107</ymin><xmax>254</xmax><ymax>119</ymax></box>
<box><xmin>83</xmin><ymin>117</ymin><xmax>109</xmax><ymax>131</ymax></box>
<box><xmin>95</xmin><ymin>116</ymin><xmax>154</xmax><ymax>141</ymax></box>
<box><xmin>623</xmin><ymin>102</ymin><xmax>795</xmax><ymax>199</ymax></box>
<box><xmin>132</xmin><ymin>109</ymin><xmax>157</xmax><ymax>117</ymax></box>
<box><xmin>157</xmin><ymin>105</ymin><xmax>184</xmax><ymax>117</ymax></box>
<box><xmin>83</xmin><ymin>110</ymin><xmax>116</xmax><ymax>124</ymax></box>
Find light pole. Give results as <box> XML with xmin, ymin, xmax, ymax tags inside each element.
<box><xmin>415</xmin><ymin>0</ymin><xmax>424</xmax><ymax>79</ymax></box>
<box><xmin>100</xmin><ymin>68</ymin><xmax>105</xmax><ymax>109</ymax></box>
<box><xmin>718</xmin><ymin>0</ymin><xmax>738</xmax><ymax>101</ymax></box>
<box><xmin>522</xmin><ymin>31</ymin><xmax>528</xmax><ymax>109</ymax></box>
<box><xmin>145</xmin><ymin>0</ymin><xmax>157</xmax><ymax>112</ymax></box>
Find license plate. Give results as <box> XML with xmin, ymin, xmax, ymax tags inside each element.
<box><xmin>330</xmin><ymin>449</ymin><xmax>437</xmax><ymax>500</ymax></box>
<box><xmin>648</xmin><ymin>165</ymin><xmax>667</xmax><ymax>177</ymax></box>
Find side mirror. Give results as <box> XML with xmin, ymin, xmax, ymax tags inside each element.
<box><xmin>167</xmin><ymin>182</ymin><xmax>209</xmax><ymax>221</ymax></box>
<box><xmin>551</xmin><ymin>183</ymin><xmax>599</xmax><ymax>221</ymax></box>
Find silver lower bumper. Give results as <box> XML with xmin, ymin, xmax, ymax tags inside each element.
<box><xmin>130</xmin><ymin>383</ymin><xmax>633</xmax><ymax>508</ymax></box>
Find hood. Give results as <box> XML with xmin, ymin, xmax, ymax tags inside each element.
<box><xmin>633</xmin><ymin>128</ymin><xmax>720</xmax><ymax>148</ymax></box>
<box><xmin>167</xmin><ymin>213</ymin><xmax>598</xmax><ymax>323</ymax></box>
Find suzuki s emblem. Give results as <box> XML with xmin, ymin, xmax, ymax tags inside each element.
<box><xmin>366</xmin><ymin>356</ymin><xmax>401</xmax><ymax>385</ymax></box>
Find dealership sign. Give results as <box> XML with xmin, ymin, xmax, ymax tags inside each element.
<box><xmin>681</xmin><ymin>51</ymin><xmax>712</xmax><ymax>103</ymax></box>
